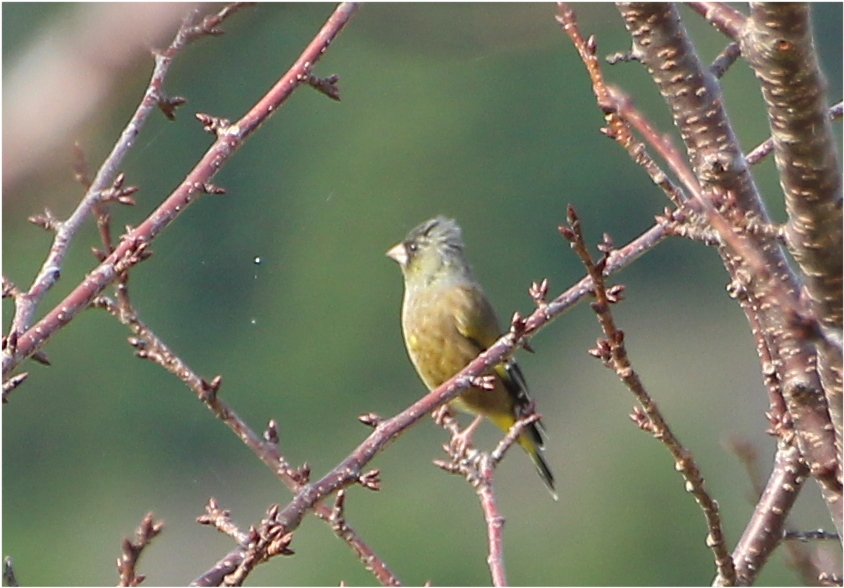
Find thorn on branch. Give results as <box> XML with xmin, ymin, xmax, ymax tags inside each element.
<box><xmin>358</xmin><ymin>469</ymin><xmax>381</xmax><ymax>491</ymax></box>
<box><xmin>196</xmin><ymin>112</ymin><xmax>231</xmax><ymax>135</ymax></box>
<box><xmin>358</xmin><ymin>412</ymin><xmax>382</xmax><ymax>427</ymax></box>
<box><xmin>307</xmin><ymin>74</ymin><xmax>341</xmax><ymax>101</ymax></box>
<box><xmin>157</xmin><ymin>95</ymin><xmax>187</xmax><ymax>121</ymax></box>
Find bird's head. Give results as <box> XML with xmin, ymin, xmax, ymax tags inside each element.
<box><xmin>386</xmin><ymin>216</ymin><xmax>471</xmax><ymax>286</ymax></box>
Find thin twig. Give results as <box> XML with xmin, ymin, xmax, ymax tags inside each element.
<box><xmin>1</xmin><ymin>2</ymin><xmax>359</xmax><ymax>378</ymax></box>
<box><xmin>432</xmin><ymin>406</ymin><xmax>545</xmax><ymax>587</ymax></box>
<box><xmin>4</xmin><ymin>4</ymin><xmax>249</xmax><ymax>359</ymax></box>
<box><xmin>560</xmin><ymin>204</ymin><xmax>736</xmax><ymax>585</ymax></box>
<box><xmin>92</xmin><ymin>291</ymin><xmax>400</xmax><ymax>586</ymax></box>
<box><xmin>197</xmin><ymin>498</ymin><xmax>249</xmax><ymax>544</ymax></box>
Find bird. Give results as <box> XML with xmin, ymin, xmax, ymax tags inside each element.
<box><xmin>386</xmin><ymin>216</ymin><xmax>556</xmax><ymax>499</ymax></box>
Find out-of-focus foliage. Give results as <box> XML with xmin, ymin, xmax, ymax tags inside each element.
<box><xmin>2</xmin><ymin>4</ymin><xmax>841</xmax><ymax>585</ymax></box>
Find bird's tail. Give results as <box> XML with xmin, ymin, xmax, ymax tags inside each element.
<box><xmin>520</xmin><ymin>433</ymin><xmax>557</xmax><ymax>501</ymax></box>
<box><xmin>490</xmin><ymin>414</ymin><xmax>557</xmax><ymax>500</ymax></box>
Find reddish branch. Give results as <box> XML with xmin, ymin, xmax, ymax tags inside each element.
<box><xmin>560</xmin><ymin>205</ymin><xmax>736</xmax><ymax>584</ymax></box>
<box><xmin>3</xmin><ymin>4</ymin><xmax>251</xmax><ymax>361</ymax></box>
<box><xmin>432</xmin><ymin>407</ymin><xmax>545</xmax><ymax>586</ymax></box>
<box><xmin>686</xmin><ymin>2</ymin><xmax>745</xmax><ymax>40</ymax></box>
<box><xmin>740</xmin><ymin>2</ymin><xmax>843</xmax><ymax>492</ymax></box>
<box><xmin>728</xmin><ymin>439</ymin><xmax>820</xmax><ymax>585</ymax></box>
<box><xmin>612</xmin><ymin>7</ymin><xmax>840</xmax><ymax>538</ymax></box>
<box><xmin>1</xmin><ymin>2</ymin><xmax>359</xmax><ymax>378</ymax></box>
<box><xmin>1</xmin><ymin>3</ymin><xmax>404</xmax><ymax>585</ymax></box>
<box><xmin>559</xmin><ymin>2</ymin><xmax>841</xmax><ymax>583</ymax></box>
<box><xmin>93</xmin><ymin>292</ymin><xmax>400</xmax><ymax>586</ymax></box>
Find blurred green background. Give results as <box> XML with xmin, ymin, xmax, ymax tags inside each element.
<box><xmin>3</xmin><ymin>3</ymin><xmax>842</xmax><ymax>586</ymax></box>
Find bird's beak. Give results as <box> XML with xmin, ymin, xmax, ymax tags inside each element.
<box><xmin>385</xmin><ymin>242</ymin><xmax>407</xmax><ymax>266</ymax></box>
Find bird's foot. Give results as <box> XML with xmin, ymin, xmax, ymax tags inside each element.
<box><xmin>450</xmin><ymin>415</ymin><xmax>483</xmax><ymax>456</ymax></box>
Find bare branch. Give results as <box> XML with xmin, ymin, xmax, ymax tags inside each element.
<box><xmin>741</xmin><ymin>3</ymin><xmax>843</xmax><ymax>491</ymax></box>
<box><xmin>4</xmin><ymin>4</ymin><xmax>250</xmax><ymax>359</ymax></box>
<box><xmin>615</xmin><ymin>1</ymin><xmax>840</xmax><ymax>537</ymax></box>
<box><xmin>197</xmin><ymin>499</ymin><xmax>248</xmax><ymax>544</ymax></box>
<box><xmin>2</xmin><ymin>2</ymin><xmax>359</xmax><ymax>379</ymax></box>
<box><xmin>561</xmin><ymin>204</ymin><xmax>735</xmax><ymax>584</ymax></box>
<box><xmin>725</xmin><ymin>443</ymin><xmax>809</xmax><ymax>585</ymax></box>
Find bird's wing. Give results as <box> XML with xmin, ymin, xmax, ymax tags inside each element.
<box><xmin>450</xmin><ymin>284</ymin><xmax>501</xmax><ymax>351</ymax></box>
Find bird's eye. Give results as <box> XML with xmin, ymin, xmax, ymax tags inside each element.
<box><xmin>407</xmin><ymin>242</ymin><xmax>418</xmax><ymax>253</ymax></box>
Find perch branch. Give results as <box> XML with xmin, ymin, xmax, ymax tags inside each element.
<box><xmin>192</xmin><ymin>210</ymin><xmax>674</xmax><ymax>583</ymax></box>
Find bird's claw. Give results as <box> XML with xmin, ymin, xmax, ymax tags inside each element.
<box><xmin>450</xmin><ymin>415</ymin><xmax>483</xmax><ymax>456</ymax></box>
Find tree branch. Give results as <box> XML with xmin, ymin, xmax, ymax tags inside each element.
<box><xmin>616</xmin><ymin>0</ymin><xmax>840</xmax><ymax>537</ymax></box>
<box><xmin>740</xmin><ymin>2</ymin><xmax>843</xmax><ymax>490</ymax></box>
<box><xmin>2</xmin><ymin>2</ymin><xmax>360</xmax><ymax>378</ymax></box>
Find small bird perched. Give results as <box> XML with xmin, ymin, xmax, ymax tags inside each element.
<box><xmin>386</xmin><ymin>216</ymin><xmax>556</xmax><ymax>499</ymax></box>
